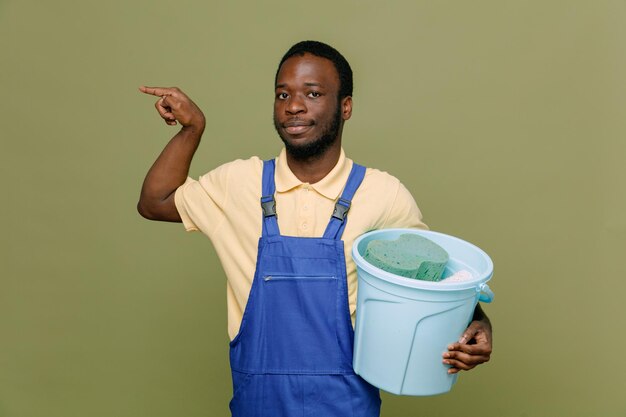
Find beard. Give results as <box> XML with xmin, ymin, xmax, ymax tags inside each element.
<box><xmin>273</xmin><ymin>104</ymin><xmax>342</xmax><ymax>161</ymax></box>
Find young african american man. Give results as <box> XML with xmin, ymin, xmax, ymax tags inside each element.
<box><xmin>137</xmin><ymin>40</ymin><xmax>493</xmax><ymax>417</ymax></box>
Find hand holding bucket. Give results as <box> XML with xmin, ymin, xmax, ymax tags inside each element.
<box><xmin>352</xmin><ymin>228</ymin><xmax>494</xmax><ymax>396</ymax></box>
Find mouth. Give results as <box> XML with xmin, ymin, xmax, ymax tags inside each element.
<box><xmin>283</xmin><ymin>119</ymin><xmax>314</xmax><ymax>135</ymax></box>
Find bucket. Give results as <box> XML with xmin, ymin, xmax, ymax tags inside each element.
<box><xmin>352</xmin><ymin>228</ymin><xmax>494</xmax><ymax>396</ymax></box>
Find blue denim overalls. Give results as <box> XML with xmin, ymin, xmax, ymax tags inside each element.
<box><xmin>229</xmin><ymin>159</ymin><xmax>381</xmax><ymax>416</ymax></box>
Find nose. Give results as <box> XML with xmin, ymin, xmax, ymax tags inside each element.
<box><xmin>286</xmin><ymin>94</ymin><xmax>306</xmax><ymax>115</ymax></box>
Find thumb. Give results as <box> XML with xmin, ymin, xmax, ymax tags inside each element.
<box><xmin>458</xmin><ymin>322</ymin><xmax>480</xmax><ymax>344</ymax></box>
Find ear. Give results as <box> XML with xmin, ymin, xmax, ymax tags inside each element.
<box><xmin>341</xmin><ymin>96</ymin><xmax>353</xmax><ymax>121</ymax></box>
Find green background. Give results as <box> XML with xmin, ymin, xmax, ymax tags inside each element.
<box><xmin>1</xmin><ymin>1</ymin><xmax>624</xmax><ymax>416</ymax></box>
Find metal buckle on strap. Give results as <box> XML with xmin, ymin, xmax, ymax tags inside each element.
<box><xmin>332</xmin><ymin>198</ymin><xmax>351</xmax><ymax>221</ymax></box>
<box><xmin>261</xmin><ymin>196</ymin><xmax>276</xmax><ymax>217</ymax></box>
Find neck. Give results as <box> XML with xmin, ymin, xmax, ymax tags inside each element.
<box><xmin>286</xmin><ymin>140</ymin><xmax>342</xmax><ymax>184</ymax></box>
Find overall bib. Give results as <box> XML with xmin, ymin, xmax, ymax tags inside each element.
<box><xmin>229</xmin><ymin>159</ymin><xmax>381</xmax><ymax>417</ymax></box>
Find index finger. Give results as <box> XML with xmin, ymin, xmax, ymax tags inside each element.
<box><xmin>139</xmin><ymin>86</ymin><xmax>173</xmax><ymax>97</ymax></box>
<box><xmin>447</xmin><ymin>341</ymin><xmax>489</xmax><ymax>355</ymax></box>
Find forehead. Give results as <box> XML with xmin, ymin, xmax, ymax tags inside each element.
<box><xmin>276</xmin><ymin>53</ymin><xmax>340</xmax><ymax>89</ymax></box>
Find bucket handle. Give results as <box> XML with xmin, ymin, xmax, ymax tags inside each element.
<box><xmin>477</xmin><ymin>283</ymin><xmax>494</xmax><ymax>303</ymax></box>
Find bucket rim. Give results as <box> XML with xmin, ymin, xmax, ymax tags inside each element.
<box><xmin>352</xmin><ymin>228</ymin><xmax>493</xmax><ymax>291</ymax></box>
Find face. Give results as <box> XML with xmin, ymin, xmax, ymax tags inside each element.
<box><xmin>273</xmin><ymin>53</ymin><xmax>352</xmax><ymax>160</ymax></box>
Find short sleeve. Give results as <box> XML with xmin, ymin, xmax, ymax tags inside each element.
<box><xmin>383</xmin><ymin>181</ymin><xmax>429</xmax><ymax>230</ymax></box>
<box><xmin>174</xmin><ymin>162</ymin><xmax>232</xmax><ymax>234</ymax></box>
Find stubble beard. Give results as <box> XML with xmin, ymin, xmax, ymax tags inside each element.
<box><xmin>273</xmin><ymin>104</ymin><xmax>343</xmax><ymax>161</ymax></box>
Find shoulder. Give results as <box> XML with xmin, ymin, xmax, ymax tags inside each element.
<box><xmin>358</xmin><ymin>165</ymin><xmax>406</xmax><ymax>199</ymax></box>
<box><xmin>350</xmin><ymin>162</ymin><xmax>427</xmax><ymax>229</ymax></box>
<box><xmin>363</xmin><ymin>166</ymin><xmax>401</xmax><ymax>185</ymax></box>
<box><xmin>200</xmin><ymin>156</ymin><xmax>264</xmax><ymax>178</ymax></box>
<box><xmin>196</xmin><ymin>156</ymin><xmax>264</xmax><ymax>188</ymax></box>
<box><xmin>361</xmin><ymin>166</ymin><xmax>418</xmax><ymax>212</ymax></box>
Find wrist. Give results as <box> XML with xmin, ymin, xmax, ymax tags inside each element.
<box><xmin>472</xmin><ymin>305</ymin><xmax>490</xmax><ymax>324</ymax></box>
<box><xmin>473</xmin><ymin>316</ymin><xmax>492</xmax><ymax>331</ymax></box>
<box><xmin>181</xmin><ymin>120</ymin><xmax>205</xmax><ymax>137</ymax></box>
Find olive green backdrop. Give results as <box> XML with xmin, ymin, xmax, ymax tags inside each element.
<box><xmin>1</xmin><ymin>1</ymin><xmax>624</xmax><ymax>416</ymax></box>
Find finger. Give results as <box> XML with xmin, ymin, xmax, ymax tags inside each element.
<box><xmin>160</xmin><ymin>94</ymin><xmax>172</xmax><ymax>109</ymax></box>
<box><xmin>447</xmin><ymin>341</ymin><xmax>490</xmax><ymax>355</ymax></box>
<box><xmin>443</xmin><ymin>356</ymin><xmax>488</xmax><ymax>371</ymax></box>
<box><xmin>445</xmin><ymin>361</ymin><xmax>473</xmax><ymax>373</ymax></box>
<box><xmin>445</xmin><ymin>362</ymin><xmax>465</xmax><ymax>374</ymax></box>
<box><xmin>458</xmin><ymin>322</ymin><xmax>481</xmax><ymax>344</ymax></box>
<box><xmin>443</xmin><ymin>350</ymin><xmax>490</xmax><ymax>368</ymax></box>
<box><xmin>154</xmin><ymin>97</ymin><xmax>176</xmax><ymax>121</ymax></box>
<box><xmin>443</xmin><ymin>361</ymin><xmax>471</xmax><ymax>374</ymax></box>
<box><xmin>444</xmin><ymin>349</ymin><xmax>491</xmax><ymax>363</ymax></box>
<box><xmin>139</xmin><ymin>85</ymin><xmax>175</xmax><ymax>97</ymax></box>
<box><xmin>160</xmin><ymin>95</ymin><xmax>181</xmax><ymax>113</ymax></box>
<box><xmin>443</xmin><ymin>355</ymin><xmax>490</xmax><ymax>372</ymax></box>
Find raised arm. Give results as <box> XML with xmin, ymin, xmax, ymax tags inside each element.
<box><xmin>136</xmin><ymin>86</ymin><xmax>206</xmax><ymax>222</ymax></box>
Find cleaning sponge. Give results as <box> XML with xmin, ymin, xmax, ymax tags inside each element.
<box><xmin>363</xmin><ymin>233</ymin><xmax>449</xmax><ymax>281</ymax></box>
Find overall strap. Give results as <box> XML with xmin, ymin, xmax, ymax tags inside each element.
<box><xmin>261</xmin><ymin>159</ymin><xmax>280</xmax><ymax>237</ymax></box>
<box><xmin>322</xmin><ymin>163</ymin><xmax>367</xmax><ymax>240</ymax></box>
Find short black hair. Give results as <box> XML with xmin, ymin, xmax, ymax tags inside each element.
<box><xmin>275</xmin><ymin>40</ymin><xmax>353</xmax><ymax>99</ymax></box>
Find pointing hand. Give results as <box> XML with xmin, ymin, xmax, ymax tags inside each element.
<box><xmin>139</xmin><ymin>86</ymin><xmax>205</xmax><ymax>130</ymax></box>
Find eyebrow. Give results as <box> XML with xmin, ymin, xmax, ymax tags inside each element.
<box><xmin>275</xmin><ymin>82</ymin><xmax>323</xmax><ymax>89</ymax></box>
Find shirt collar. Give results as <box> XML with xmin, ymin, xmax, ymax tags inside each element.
<box><xmin>274</xmin><ymin>147</ymin><xmax>353</xmax><ymax>200</ymax></box>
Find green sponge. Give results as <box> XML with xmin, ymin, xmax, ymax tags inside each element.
<box><xmin>363</xmin><ymin>234</ymin><xmax>449</xmax><ymax>281</ymax></box>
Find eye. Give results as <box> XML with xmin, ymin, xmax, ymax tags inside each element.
<box><xmin>308</xmin><ymin>91</ymin><xmax>321</xmax><ymax>98</ymax></box>
<box><xmin>276</xmin><ymin>92</ymin><xmax>289</xmax><ymax>100</ymax></box>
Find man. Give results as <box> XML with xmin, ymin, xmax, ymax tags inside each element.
<box><xmin>138</xmin><ymin>40</ymin><xmax>492</xmax><ymax>416</ymax></box>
